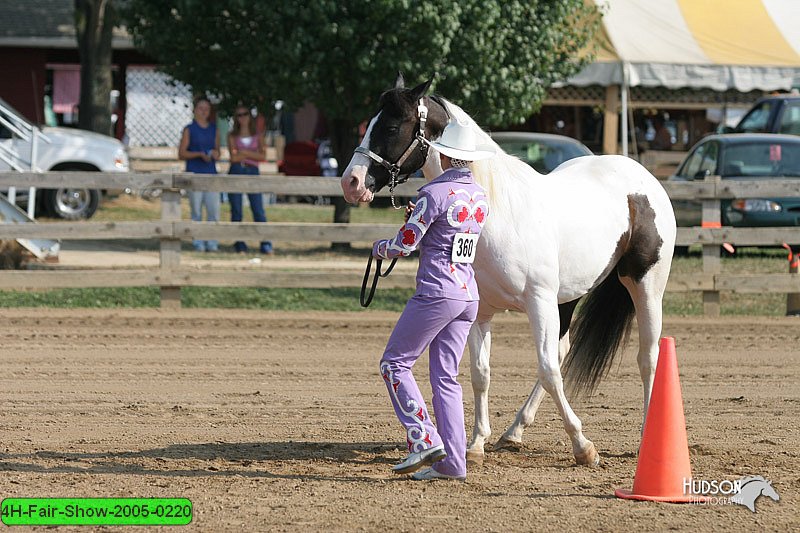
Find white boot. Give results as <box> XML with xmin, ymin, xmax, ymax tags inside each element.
<box><xmin>410</xmin><ymin>467</ymin><xmax>466</xmax><ymax>481</ymax></box>
<box><xmin>392</xmin><ymin>445</ymin><xmax>447</xmax><ymax>474</ymax></box>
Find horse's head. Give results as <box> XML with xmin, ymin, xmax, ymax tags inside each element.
<box><xmin>761</xmin><ymin>480</ymin><xmax>780</xmax><ymax>502</ymax></box>
<box><xmin>341</xmin><ymin>74</ymin><xmax>449</xmax><ymax>203</ymax></box>
<box><xmin>732</xmin><ymin>476</ymin><xmax>781</xmax><ymax>511</ymax></box>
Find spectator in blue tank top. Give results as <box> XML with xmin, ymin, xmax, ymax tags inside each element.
<box><xmin>179</xmin><ymin>96</ymin><xmax>221</xmax><ymax>252</ymax></box>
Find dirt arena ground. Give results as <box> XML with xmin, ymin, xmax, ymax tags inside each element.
<box><xmin>0</xmin><ymin>309</ymin><xmax>797</xmax><ymax>531</ymax></box>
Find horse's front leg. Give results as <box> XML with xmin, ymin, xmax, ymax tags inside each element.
<box><xmin>495</xmin><ymin>333</ymin><xmax>570</xmax><ymax>450</ymax></box>
<box><xmin>466</xmin><ymin>318</ymin><xmax>492</xmax><ymax>466</ymax></box>
<box><xmin>527</xmin><ymin>294</ymin><xmax>598</xmax><ymax>466</ymax></box>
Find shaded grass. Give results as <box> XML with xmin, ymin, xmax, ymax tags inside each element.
<box><xmin>663</xmin><ymin>291</ymin><xmax>786</xmax><ymax>316</ymax></box>
<box><xmin>80</xmin><ymin>195</ymin><xmax>405</xmax><ymax>224</ymax></box>
<box><xmin>0</xmin><ymin>287</ymin><xmax>415</xmax><ymax>312</ymax></box>
<box><xmin>0</xmin><ymin>287</ymin><xmax>161</xmax><ymax>308</ymax></box>
<box><xmin>0</xmin><ymin>284</ymin><xmax>790</xmax><ymax>315</ymax></box>
<box><xmin>664</xmin><ymin>246</ymin><xmax>790</xmax><ymax>316</ymax></box>
<box><xmin>0</xmin><ymin>248</ymin><xmax>793</xmax><ymax>315</ymax></box>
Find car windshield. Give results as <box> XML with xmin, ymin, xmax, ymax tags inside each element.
<box><xmin>734</xmin><ymin>101</ymin><xmax>772</xmax><ymax>133</ymax></box>
<box><xmin>494</xmin><ymin>138</ymin><xmax>588</xmax><ymax>173</ymax></box>
<box><xmin>721</xmin><ymin>141</ymin><xmax>800</xmax><ymax>177</ymax></box>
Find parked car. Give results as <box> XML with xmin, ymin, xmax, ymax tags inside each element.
<box><xmin>728</xmin><ymin>94</ymin><xmax>800</xmax><ymax>135</ymax></box>
<box><xmin>490</xmin><ymin>131</ymin><xmax>592</xmax><ymax>173</ymax></box>
<box><xmin>669</xmin><ymin>134</ymin><xmax>800</xmax><ymax>231</ymax></box>
<box><xmin>0</xmin><ymin>97</ymin><xmax>128</xmax><ymax>219</ymax></box>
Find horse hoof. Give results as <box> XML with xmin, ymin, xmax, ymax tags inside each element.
<box><xmin>574</xmin><ymin>442</ymin><xmax>600</xmax><ymax>466</ymax></box>
<box><xmin>492</xmin><ymin>436</ymin><xmax>523</xmax><ymax>453</ymax></box>
<box><xmin>466</xmin><ymin>450</ymin><xmax>484</xmax><ymax>467</ymax></box>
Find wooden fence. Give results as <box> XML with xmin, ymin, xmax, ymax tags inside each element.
<box><xmin>1</xmin><ymin>171</ymin><xmax>799</xmax><ymax>315</ymax></box>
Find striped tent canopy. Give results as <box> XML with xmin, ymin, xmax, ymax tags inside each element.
<box><xmin>570</xmin><ymin>0</ymin><xmax>800</xmax><ymax>91</ymax></box>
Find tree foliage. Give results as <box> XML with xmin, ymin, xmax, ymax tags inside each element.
<box><xmin>124</xmin><ymin>0</ymin><xmax>598</xmax><ymax>126</ymax></box>
<box><xmin>124</xmin><ymin>0</ymin><xmax>598</xmax><ymax>225</ymax></box>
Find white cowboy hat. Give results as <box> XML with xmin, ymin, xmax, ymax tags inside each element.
<box><xmin>428</xmin><ymin>120</ymin><xmax>495</xmax><ymax>161</ymax></box>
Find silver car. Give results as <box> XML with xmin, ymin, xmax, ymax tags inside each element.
<box><xmin>489</xmin><ymin>131</ymin><xmax>592</xmax><ymax>173</ymax></box>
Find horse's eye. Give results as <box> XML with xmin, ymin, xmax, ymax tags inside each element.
<box><xmin>387</xmin><ymin>126</ymin><xmax>399</xmax><ymax>134</ymax></box>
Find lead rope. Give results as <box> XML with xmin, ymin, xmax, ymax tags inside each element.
<box><xmin>360</xmin><ymin>255</ymin><xmax>398</xmax><ymax>307</ymax></box>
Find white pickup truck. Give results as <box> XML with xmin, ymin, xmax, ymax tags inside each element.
<box><xmin>0</xmin><ymin>97</ymin><xmax>129</xmax><ymax>219</ymax></box>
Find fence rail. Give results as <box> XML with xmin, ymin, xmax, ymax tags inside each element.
<box><xmin>3</xmin><ymin>171</ymin><xmax>800</xmax><ymax>197</ymax></box>
<box><xmin>1</xmin><ymin>171</ymin><xmax>798</xmax><ymax>314</ymax></box>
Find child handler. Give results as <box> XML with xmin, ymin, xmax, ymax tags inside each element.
<box><xmin>373</xmin><ymin>120</ymin><xmax>493</xmax><ymax>481</ymax></box>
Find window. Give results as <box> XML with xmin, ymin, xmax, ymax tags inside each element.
<box><xmin>678</xmin><ymin>142</ymin><xmax>718</xmax><ymax>179</ymax></box>
<box><xmin>721</xmin><ymin>142</ymin><xmax>800</xmax><ymax>177</ymax></box>
<box><xmin>493</xmin><ymin>138</ymin><xmax>588</xmax><ymax>174</ymax></box>
<box><xmin>736</xmin><ymin>102</ymin><xmax>772</xmax><ymax>133</ymax></box>
<box><xmin>778</xmin><ymin>102</ymin><xmax>800</xmax><ymax>135</ymax></box>
<box><xmin>697</xmin><ymin>142</ymin><xmax>719</xmax><ymax>177</ymax></box>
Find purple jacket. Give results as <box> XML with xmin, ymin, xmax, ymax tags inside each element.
<box><xmin>373</xmin><ymin>168</ymin><xmax>488</xmax><ymax>301</ymax></box>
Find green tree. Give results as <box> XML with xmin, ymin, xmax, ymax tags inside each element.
<box><xmin>125</xmin><ymin>0</ymin><xmax>598</xmax><ymax>222</ymax></box>
<box><xmin>75</xmin><ymin>0</ymin><xmax>118</xmax><ymax>135</ymax></box>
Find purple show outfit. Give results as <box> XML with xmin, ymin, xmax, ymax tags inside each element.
<box><xmin>373</xmin><ymin>167</ymin><xmax>488</xmax><ymax>478</ymax></box>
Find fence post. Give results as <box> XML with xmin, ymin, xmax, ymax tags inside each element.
<box><xmin>785</xmin><ymin>245</ymin><xmax>800</xmax><ymax>316</ymax></box>
<box><xmin>160</xmin><ymin>189</ymin><xmax>182</xmax><ymax>308</ymax></box>
<box><xmin>701</xmin><ymin>174</ymin><xmax>722</xmax><ymax>317</ymax></box>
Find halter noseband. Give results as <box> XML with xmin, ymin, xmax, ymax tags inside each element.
<box><xmin>355</xmin><ymin>98</ymin><xmax>429</xmax><ymax>209</ymax></box>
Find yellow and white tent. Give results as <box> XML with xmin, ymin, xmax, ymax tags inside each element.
<box><xmin>573</xmin><ymin>0</ymin><xmax>800</xmax><ymax>91</ymax></box>
<box><xmin>567</xmin><ymin>0</ymin><xmax>800</xmax><ymax>153</ymax></box>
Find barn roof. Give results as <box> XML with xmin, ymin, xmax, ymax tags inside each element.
<box><xmin>0</xmin><ymin>0</ymin><xmax>132</xmax><ymax>49</ymax></box>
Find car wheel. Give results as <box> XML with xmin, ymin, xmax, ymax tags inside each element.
<box><xmin>46</xmin><ymin>188</ymin><xmax>100</xmax><ymax>220</ymax></box>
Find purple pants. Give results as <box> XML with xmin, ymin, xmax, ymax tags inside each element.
<box><xmin>380</xmin><ymin>295</ymin><xmax>478</xmax><ymax>477</ymax></box>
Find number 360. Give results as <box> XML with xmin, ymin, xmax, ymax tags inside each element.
<box><xmin>456</xmin><ymin>237</ymin><xmax>474</xmax><ymax>257</ymax></box>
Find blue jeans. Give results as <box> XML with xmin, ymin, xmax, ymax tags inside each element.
<box><xmin>229</xmin><ymin>163</ymin><xmax>272</xmax><ymax>253</ymax></box>
<box><xmin>188</xmin><ymin>190</ymin><xmax>220</xmax><ymax>251</ymax></box>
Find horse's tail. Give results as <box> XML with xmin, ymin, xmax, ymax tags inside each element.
<box><xmin>562</xmin><ymin>268</ymin><xmax>634</xmax><ymax>395</ymax></box>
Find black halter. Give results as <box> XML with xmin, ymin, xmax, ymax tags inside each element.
<box><xmin>355</xmin><ymin>98</ymin><xmax>429</xmax><ymax>209</ymax></box>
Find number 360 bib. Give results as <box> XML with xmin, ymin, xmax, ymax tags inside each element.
<box><xmin>451</xmin><ymin>232</ymin><xmax>479</xmax><ymax>264</ymax></box>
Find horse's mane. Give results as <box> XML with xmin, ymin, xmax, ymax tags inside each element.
<box><xmin>439</xmin><ymin>99</ymin><xmax>540</xmax><ymax>210</ymax></box>
<box><xmin>379</xmin><ymin>88</ymin><xmax>417</xmax><ymax>117</ymax></box>
<box><xmin>739</xmin><ymin>475</ymin><xmax>768</xmax><ymax>487</ymax></box>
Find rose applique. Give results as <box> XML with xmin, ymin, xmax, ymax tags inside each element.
<box><xmin>402</xmin><ymin>228</ymin><xmax>416</xmax><ymax>246</ymax></box>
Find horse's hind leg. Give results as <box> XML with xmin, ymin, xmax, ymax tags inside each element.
<box><xmin>619</xmin><ymin>255</ymin><xmax>671</xmax><ymax>426</ymax></box>
<box><xmin>466</xmin><ymin>318</ymin><xmax>492</xmax><ymax>465</ymax></box>
<box><xmin>495</xmin><ymin>333</ymin><xmax>570</xmax><ymax>450</ymax></box>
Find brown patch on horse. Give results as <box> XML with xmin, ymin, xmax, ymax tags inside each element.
<box><xmin>617</xmin><ymin>194</ymin><xmax>662</xmax><ymax>282</ymax></box>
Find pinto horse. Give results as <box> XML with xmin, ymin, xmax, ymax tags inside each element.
<box><xmin>341</xmin><ymin>75</ymin><xmax>676</xmax><ymax>466</ymax></box>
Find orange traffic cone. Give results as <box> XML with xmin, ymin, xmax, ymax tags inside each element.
<box><xmin>615</xmin><ymin>337</ymin><xmax>704</xmax><ymax>502</ymax></box>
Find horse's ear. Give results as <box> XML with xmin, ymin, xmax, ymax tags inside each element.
<box><xmin>409</xmin><ymin>77</ymin><xmax>433</xmax><ymax>100</ymax></box>
<box><xmin>394</xmin><ymin>72</ymin><xmax>405</xmax><ymax>89</ymax></box>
